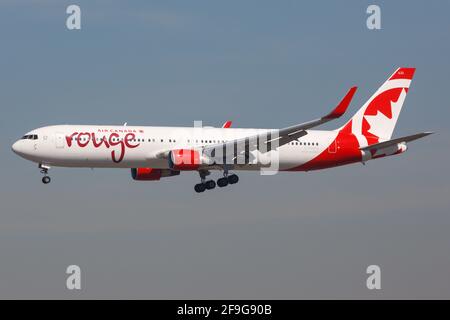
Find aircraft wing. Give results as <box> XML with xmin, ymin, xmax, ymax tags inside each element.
<box><xmin>155</xmin><ymin>86</ymin><xmax>357</xmax><ymax>161</ymax></box>
<box><xmin>202</xmin><ymin>86</ymin><xmax>357</xmax><ymax>156</ymax></box>
<box><xmin>276</xmin><ymin>86</ymin><xmax>357</xmax><ymax>139</ymax></box>
<box><xmin>359</xmin><ymin>132</ymin><xmax>434</xmax><ymax>152</ymax></box>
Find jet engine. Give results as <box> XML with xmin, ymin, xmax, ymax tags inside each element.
<box><xmin>131</xmin><ymin>168</ymin><xmax>180</xmax><ymax>181</ymax></box>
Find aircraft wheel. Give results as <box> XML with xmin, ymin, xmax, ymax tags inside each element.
<box><xmin>217</xmin><ymin>177</ymin><xmax>228</xmax><ymax>187</ymax></box>
<box><xmin>42</xmin><ymin>176</ymin><xmax>51</xmax><ymax>184</ymax></box>
<box><xmin>194</xmin><ymin>183</ymin><xmax>206</xmax><ymax>193</ymax></box>
<box><xmin>227</xmin><ymin>174</ymin><xmax>239</xmax><ymax>184</ymax></box>
<box><xmin>205</xmin><ymin>180</ymin><xmax>216</xmax><ymax>190</ymax></box>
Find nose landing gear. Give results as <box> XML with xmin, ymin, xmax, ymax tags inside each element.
<box><xmin>39</xmin><ymin>164</ymin><xmax>51</xmax><ymax>184</ymax></box>
<box><xmin>42</xmin><ymin>176</ymin><xmax>51</xmax><ymax>184</ymax></box>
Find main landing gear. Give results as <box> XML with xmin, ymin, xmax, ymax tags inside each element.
<box><xmin>39</xmin><ymin>164</ymin><xmax>51</xmax><ymax>184</ymax></box>
<box><xmin>217</xmin><ymin>173</ymin><xmax>239</xmax><ymax>187</ymax></box>
<box><xmin>194</xmin><ymin>169</ymin><xmax>239</xmax><ymax>193</ymax></box>
<box><xmin>194</xmin><ymin>170</ymin><xmax>212</xmax><ymax>193</ymax></box>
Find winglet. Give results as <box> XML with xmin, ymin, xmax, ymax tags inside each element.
<box><xmin>324</xmin><ymin>86</ymin><xmax>357</xmax><ymax>119</ymax></box>
<box><xmin>222</xmin><ymin>121</ymin><xmax>232</xmax><ymax>128</ymax></box>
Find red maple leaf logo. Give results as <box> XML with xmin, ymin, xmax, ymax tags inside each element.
<box><xmin>362</xmin><ymin>87</ymin><xmax>403</xmax><ymax>145</ymax></box>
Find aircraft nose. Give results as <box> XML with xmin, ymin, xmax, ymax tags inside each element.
<box><xmin>12</xmin><ymin>141</ymin><xmax>18</xmax><ymax>153</ymax></box>
<box><xmin>11</xmin><ymin>140</ymin><xmax>24</xmax><ymax>156</ymax></box>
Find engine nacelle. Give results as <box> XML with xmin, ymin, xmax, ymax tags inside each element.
<box><xmin>131</xmin><ymin>168</ymin><xmax>180</xmax><ymax>181</ymax></box>
<box><xmin>168</xmin><ymin>149</ymin><xmax>201</xmax><ymax>170</ymax></box>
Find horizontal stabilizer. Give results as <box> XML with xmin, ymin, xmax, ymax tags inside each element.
<box><xmin>360</xmin><ymin>132</ymin><xmax>433</xmax><ymax>152</ymax></box>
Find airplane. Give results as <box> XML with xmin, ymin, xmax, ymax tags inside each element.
<box><xmin>12</xmin><ymin>67</ymin><xmax>432</xmax><ymax>193</ymax></box>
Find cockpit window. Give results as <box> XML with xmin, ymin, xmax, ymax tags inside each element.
<box><xmin>21</xmin><ymin>134</ymin><xmax>38</xmax><ymax>140</ymax></box>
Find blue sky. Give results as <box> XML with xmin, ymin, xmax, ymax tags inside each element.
<box><xmin>0</xmin><ymin>0</ymin><xmax>449</xmax><ymax>298</ymax></box>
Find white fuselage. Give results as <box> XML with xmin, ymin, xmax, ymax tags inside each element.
<box><xmin>10</xmin><ymin>68</ymin><xmax>422</xmax><ymax>189</ymax></box>
<box><xmin>12</xmin><ymin>125</ymin><xmax>339</xmax><ymax>171</ymax></box>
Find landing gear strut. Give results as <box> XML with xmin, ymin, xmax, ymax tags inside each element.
<box><xmin>39</xmin><ymin>164</ymin><xmax>51</xmax><ymax>184</ymax></box>
<box><xmin>217</xmin><ymin>166</ymin><xmax>229</xmax><ymax>188</ymax></box>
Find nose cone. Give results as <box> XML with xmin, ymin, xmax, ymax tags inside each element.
<box><xmin>12</xmin><ymin>140</ymin><xmax>25</xmax><ymax>156</ymax></box>
<box><xmin>12</xmin><ymin>141</ymin><xmax>19</xmax><ymax>153</ymax></box>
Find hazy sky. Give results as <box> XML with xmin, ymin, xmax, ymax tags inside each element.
<box><xmin>0</xmin><ymin>0</ymin><xmax>449</xmax><ymax>299</ymax></box>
